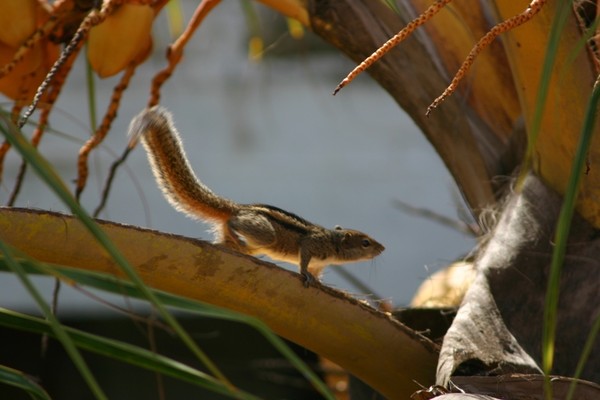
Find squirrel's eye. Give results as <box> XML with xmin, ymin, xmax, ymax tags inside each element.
<box><xmin>361</xmin><ymin>239</ymin><xmax>371</xmax><ymax>248</ymax></box>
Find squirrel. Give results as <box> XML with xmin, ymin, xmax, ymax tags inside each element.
<box><xmin>128</xmin><ymin>106</ymin><xmax>385</xmax><ymax>287</ymax></box>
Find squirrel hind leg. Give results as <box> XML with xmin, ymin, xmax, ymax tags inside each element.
<box><xmin>220</xmin><ymin>226</ymin><xmax>246</xmax><ymax>252</ymax></box>
<box><xmin>226</xmin><ymin>212</ymin><xmax>277</xmax><ymax>251</ymax></box>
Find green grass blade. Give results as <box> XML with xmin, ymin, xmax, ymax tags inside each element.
<box><xmin>542</xmin><ymin>70</ymin><xmax>600</xmax><ymax>399</ymax></box>
<box><xmin>165</xmin><ymin>0</ymin><xmax>184</xmax><ymax>38</ymax></box>
<box><xmin>0</xmin><ymin>111</ymin><xmax>236</xmax><ymax>394</ymax></box>
<box><xmin>0</xmin><ymin>241</ymin><xmax>108</xmax><ymax>400</ymax></box>
<box><xmin>0</xmin><ymin>365</ymin><xmax>51</xmax><ymax>400</ymax></box>
<box><xmin>555</xmin><ymin>20</ymin><xmax>600</xmax><ymax>393</ymax></box>
<box><xmin>520</xmin><ymin>0</ymin><xmax>572</xmax><ymax>180</ymax></box>
<box><xmin>75</xmin><ymin>271</ymin><xmax>334</xmax><ymax>399</ymax></box>
<box><xmin>0</xmin><ymin>257</ymin><xmax>335</xmax><ymax>400</ymax></box>
<box><xmin>511</xmin><ymin>1</ymin><xmax>578</xmax><ymax>397</ymax></box>
<box><xmin>380</xmin><ymin>0</ymin><xmax>401</xmax><ymax>15</ymax></box>
<box><xmin>567</xmin><ymin>313</ymin><xmax>600</xmax><ymax>400</ymax></box>
<box><xmin>0</xmin><ymin>308</ymin><xmax>253</xmax><ymax>399</ymax></box>
<box><xmin>85</xmin><ymin>46</ymin><xmax>97</xmax><ymax>133</ymax></box>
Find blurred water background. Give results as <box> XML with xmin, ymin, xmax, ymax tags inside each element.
<box><xmin>0</xmin><ymin>1</ymin><xmax>475</xmax><ymax>312</ymax></box>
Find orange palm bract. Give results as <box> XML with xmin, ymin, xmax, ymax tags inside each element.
<box><xmin>87</xmin><ymin>3</ymin><xmax>154</xmax><ymax>78</ymax></box>
<box><xmin>0</xmin><ymin>0</ymin><xmax>58</xmax><ymax>101</ymax></box>
<box><xmin>0</xmin><ymin>0</ymin><xmax>40</xmax><ymax>47</ymax></box>
<box><xmin>0</xmin><ymin>40</ymin><xmax>59</xmax><ymax>101</ymax></box>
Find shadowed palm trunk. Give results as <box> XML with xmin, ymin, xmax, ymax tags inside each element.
<box><xmin>306</xmin><ymin>0</ymin><xmax>600</xmax><ymax>389</ymax></box>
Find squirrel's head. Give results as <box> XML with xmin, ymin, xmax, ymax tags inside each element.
<box><xmin>332</xmin><ymin>226</ymin><xmax>385</xmax><ymax>261</ymax></box>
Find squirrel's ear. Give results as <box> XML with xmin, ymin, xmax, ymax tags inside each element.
<box><xmin>342</xmin><ymin>232</ymin><xmax>352</xmax><ymax>242</ymax></box>
<box><xmin>334</xmin><ymin>225</ymin><xmax>343</xmax><ymax>230</ymax></box>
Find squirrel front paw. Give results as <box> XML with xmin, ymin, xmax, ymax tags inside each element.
<box><xmin>301</xmin><ymin>270</ymin><xmax>317</xmax><ymax>288</ymax></box>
